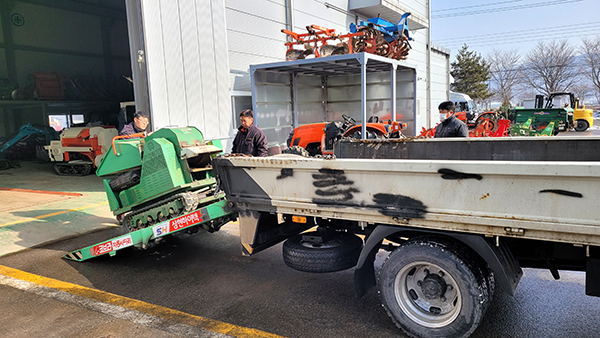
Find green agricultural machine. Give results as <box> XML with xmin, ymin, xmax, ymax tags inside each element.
<box><xmin>509</xmin><ymin>117</ymin><xmax>555</xmax><ymax>136</ymax></box>
<box><xmin>510</xmin><ymin>107</ymin><xmax>571</xmax><ymax>136</ymax></box>
<box><xmin>64</xmin><ymin>127</ymin><xmax>237</xmax><ymax>261</ymax></box>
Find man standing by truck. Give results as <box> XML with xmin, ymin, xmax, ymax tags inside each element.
<box><xmin>434</xmin><ymin>101</ymin><xmax>469</xmax><ymax>138</ymax></box>
<box><xmin>232</xmin><ymin>109</ymin><xmax>268</xmax><ymax>156</ymax></box>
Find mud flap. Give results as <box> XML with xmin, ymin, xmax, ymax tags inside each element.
<box><xmin>586</xmin><ymin>258</ymin><xmax>600</xmax><ymax>297</ymax></box>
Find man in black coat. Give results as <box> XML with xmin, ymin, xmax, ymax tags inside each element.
<box><xmin>120</xmin><ymin>111</ymin><xmax>150</xmax><ymax>136</ymax></box>
<box><xmin>434</xmin><ymin>101</ymin><xmax>469</xmax><ymax>138</ymax></box>
<box><xmin>231</xmin><ymin>109</ymin><xmax>268</xmax><ymax>157</ymax></box>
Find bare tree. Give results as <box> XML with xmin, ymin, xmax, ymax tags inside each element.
<box><xmin>523</xmin><ymin>40</ymin><xmax>579</xmax><ymax>96</ymax></box>
<box><xmin>581</xmin><ymin>36</ymin><xmax>600</xmax><ymax>101</ymax></box>
<box><xmin>570</xmin><ymin>83</ymin><xmax>593</xmax><ymax>104</ymax></box>
<box><xmin>487</xmin><ymin>49</ymin><xmax>521</xmax><ymax>107</ymax></box>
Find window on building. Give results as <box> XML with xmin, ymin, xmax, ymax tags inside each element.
<box><xmin>232</xmin><ymin>94</ymin><xmax>252</xmax><ymax>129</ymax></box>
<box><xmin>48</xmin><ymin>114</ymin><xmax>85</xmax><ymax>131</ymax></box>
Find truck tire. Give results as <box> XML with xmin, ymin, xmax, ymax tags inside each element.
<box><xmin>575</xmin><ymin>120</ymin><xmax>589</xmax><ymax>132</ymax></box>
<box><xmin>283</xmin><ymin>231</ymin><xmax>363</xmax><ymax>273</ymax></box>
<box><xmin>282</xmin><ymin>146</ymin><xmax>310</xmax><ymax>157</ymax></box>
<box><xmin>109</xmin><ymin>170</ymin><xmax>141</xmax><ymax>193</ymax></box>
<box><xmin>379</xmin><ymin>237</ymin><xmax>490</xmax><ymax>338</ymax></box>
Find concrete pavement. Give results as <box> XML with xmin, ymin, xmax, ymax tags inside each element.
<box><xmin>0</xmin><ymin>161</ymin><xmax>117</xmax><ymax>257</ymax></box>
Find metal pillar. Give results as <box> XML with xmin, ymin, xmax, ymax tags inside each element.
<box><xmin>124</xmin><ymin>0</ymin><xmax>150</xmax><ymax>123</ymax></box>
<box><xmin>391</xmin><ymin>63</ymin><xmax>397</xmax><ymax>122</ymax></box>
<box><xmin>360</xmin><ymin>54</ymin><xmax>367</xmax><ymax>139</ymax></box>
<box><xmin>413</xmin><ymin>70</ymin><xmax>418</xmax><ymax>136</ymax></box>
<box><xmin>292</xmin><ymin>73</ymin><xmax>298</xmax><ymax>128</ymax></box>
<box><xmin>1</xmin><ymin>6</ymin><xmax>17</xmax><ymax>86</ymax></box>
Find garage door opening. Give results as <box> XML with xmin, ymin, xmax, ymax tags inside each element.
<box><xmin>0</xmin><ymin>0</ymin><xmax>135</xmax><ymax>161</ymax></box>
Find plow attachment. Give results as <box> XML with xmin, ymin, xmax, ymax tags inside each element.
<box><xmin>282</xmin><ymin>13</ymin><xmax>412</xmax><ymax>61</ymax></box>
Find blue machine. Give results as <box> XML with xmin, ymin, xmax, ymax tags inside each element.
<box><xmin>350</xmin><ymin>12</ymin><xmax>412</xmax><ymax>43</ymax></box>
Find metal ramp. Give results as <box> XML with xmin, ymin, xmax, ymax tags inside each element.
<box><xmin>64</xmin><ymin>197</ymin><xmax>236</xmax><ymax>262</ymax></box>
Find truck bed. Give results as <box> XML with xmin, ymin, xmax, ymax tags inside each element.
<box><xmin>213</xmin><ymin>155</ymin><xmax>600</xmax><ymax>247</ymax></box>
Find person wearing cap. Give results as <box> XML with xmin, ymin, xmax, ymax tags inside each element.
<box><xmin>231</xmin><ymin>109</ymin><xmax>268</xmax><ymax>157</ymax></box>
<box><xmin>434</xmin><ymin>101</ymin><xmax>469</xmax><ymax>138</ymax></box>
<box><xmin>120</xmin><ymin>111</ymin><xmax>150</xmax><ymax>136</ymax></box>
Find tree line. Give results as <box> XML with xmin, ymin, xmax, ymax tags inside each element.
<box><xmin>450</xmin><ymin>37</ymin><xmax>600</xmax><ymax>111</ymax></box>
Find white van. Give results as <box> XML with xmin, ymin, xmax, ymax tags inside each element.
<box><xmin>449</xmin><ymin>91</ymin><xmax>478</xmax><ymax>121</ymax></box>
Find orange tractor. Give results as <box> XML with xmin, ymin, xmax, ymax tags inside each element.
<box><xmin>286</xmin><ymin>114</ymin><xmax>406</xmax><ymax>156</ymax></box>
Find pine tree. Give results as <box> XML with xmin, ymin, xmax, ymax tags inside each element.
<box><xmin>451</xmin><ymin>44</ymin><xmax>493</xmax><ymax>104</ymax></box>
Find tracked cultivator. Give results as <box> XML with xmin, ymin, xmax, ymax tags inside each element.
<box><xmin>282</xmin><ymin>13</ymin><xmax>412</xmax><ymax>61</ymax></box>
<box><xmin>64</xmin><ymin>127</ymin><xmax>237</xmax><ymax>261</ymax></box>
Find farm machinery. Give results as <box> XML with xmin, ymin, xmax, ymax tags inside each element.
<box><xmin>282</xmin><ymin>13</ymin><xmax>412</xmax><ymax>61</ymax></box>
<box><xmin>64</xmin><ymin>127</ymin><xmax>237</xmax><ymax>261</ymax></box>
<box><xmin>514</xmin><ymin>92</ymin><xmax>593</xmax><ymax>133</ymax></box>
<box><xmin>45</xmin><ymin>125</ymin><xmax>118</xmax><ymax>175</ymax></box>
<box><xmin>419</xmin><ymin>112</ymin><xmax>510</xmax><ymax>138</ymax></box>
<box><xmin>286</xmin><ymin>114</ymin><xmax>406</xmax><ymax>156</ymax></box>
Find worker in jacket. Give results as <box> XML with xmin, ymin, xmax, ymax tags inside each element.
<box><xmin>120</xmin><ymin>111</ymin><xmax>149</xmax><ymax>136</ymax></box>
<box><xmin>231</xmin><ymin>109</ymin><xmax>268</xmax><ymax>157</ymax></box>
<box><xmin>434</xmin><ymin>101</ymin><xmax>469</xmax><ymax>138</ymax></box>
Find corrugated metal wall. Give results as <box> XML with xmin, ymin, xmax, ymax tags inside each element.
<box><xmin>430</xmin><ymin>46</ymin><xmax>450</xmax><ymax>113</ymax></box>
<box><xmin>140</xmin><ymin>0</ymin><xmax>231</xmax><ymax>140</ymax></box>
<box><xmin>137</xmin><ymin>0</ymin><xmax>449</xmax><ymax>142</ymax></box>
<box><xmin>225</xmin><ymin>0</ymin><xmax>287</xmax><ymax>92</ymax></box>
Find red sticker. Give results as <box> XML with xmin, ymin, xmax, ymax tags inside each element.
<box><xmin>90</xmin><ymin>235</ymin><xmax>133</xmax><ymax>256</ymax></box>
<box><xmin>169</xmin><ymin>210</ymin><xmax>203</xmax><ymax>232</ymax></box>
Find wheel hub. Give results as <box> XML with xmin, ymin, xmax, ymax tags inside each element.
<box><xmin>421</xmin><ymin>273</ymin><xmax>447</xmax><ymax>300</ymax></box>
<box><xmin>395</xmin><ymin>263</ymin><xmax>461</xmax><ymax>327</ymax></box>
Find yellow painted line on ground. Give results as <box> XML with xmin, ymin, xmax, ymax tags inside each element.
<box><xmin>0</xmin><ymin>265</ymin><xmax>285</xmax><ymax>338</ymax></box>
<box><xmin>0</xmin><ymin>201</ymin><xmax>109</xmax><ymax>228</ymax></box>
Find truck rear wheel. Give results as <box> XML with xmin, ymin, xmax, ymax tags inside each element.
<box><xmin>283</xmin><ymin>231</ymin><xmax>363</xmax><ymax>273</ymax></box>
<box><xmin>379</xmin><ymin>237</ymin><xmax>489</xmax><ymax>338</ymax></box>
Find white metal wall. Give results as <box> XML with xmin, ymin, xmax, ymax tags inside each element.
<box><xmin>225</xmin><ymin>0</ymin><xmax>449</xmax><ymax>134</ymax></box>
<box><xmin>137</xmin><ymin>0</ymin><xmax>449</xmax><ymax>142</ymax></box>
<box><xmin>140</xmin><ymin>0</ymin><xmax>232</xmax><ymax>141</ymax></box>
<box><xmin>430</xmin><ymin>45</ymin><xmax>450</xmax><ymax>115</ymax></box>
<box><xmin>225</xmin><ymin>0</ymin><xmax>287</xmax><ymax>92</ymax></box>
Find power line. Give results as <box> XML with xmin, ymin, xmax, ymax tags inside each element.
<box><xmin>437</xmin><ymin>21</ymin><xmax>600</xmax><ymax>44</ymax></box>
<box><xmin>432</xmin><ymin>0</ymin><xmax>523</xmax><ymax>13</ymax></box>
<box><xmin>432</xmin><ymin>0</ymin><xmax>583</xmax><ymax>19</ymax></box>
<box><xmin>441</xmin><ymin>30</ymin><xmax>598</xmax><ymax>49</ymax></box>
<box><xmin>441</xmin><ymin>28</ymin><xmax>600</xmax><ymax>48</ymax></box>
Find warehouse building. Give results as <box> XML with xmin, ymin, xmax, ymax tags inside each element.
<box><xmin>0</xmin><ymin>0</ymin><xmax>450</xmax><ymax>154</ymax></box>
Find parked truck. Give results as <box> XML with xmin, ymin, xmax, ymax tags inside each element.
<box><xmin>211</xmin><ymin>136</ymin><xmax>600</xmax><ymax>338</ymax></box>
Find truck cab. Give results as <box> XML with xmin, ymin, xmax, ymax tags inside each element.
<box><xmin>449</xmin><ymin>91</ymin><xmax>478</xmax><ymax>122</ymax></box>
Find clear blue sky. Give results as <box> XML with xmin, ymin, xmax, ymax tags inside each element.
<box><xmin>431</xmin><ymin>0</ymin><xmax>600</xmax><ymax>61</ymax></box>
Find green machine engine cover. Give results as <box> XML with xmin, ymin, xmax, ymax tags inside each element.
<box><xmin>145</xmin><ymin>127</ymin><xmax>206</xmax><ymax>157</ymax></box>
<box><xmin>118</xmin><ymin>137</ymin><xmax>187</xmax><ymax>207</ymax></box>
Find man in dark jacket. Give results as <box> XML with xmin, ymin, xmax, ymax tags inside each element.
<box><xmin>231</xmin><ymin>109</ymin><xmax>268</xmax><ymax>157</ymax></box>
<box><xmin>120</xmin><ymin>111</ymin><xmax>150</xmax><ymax>136</ymax></box>
<box><xmin>434</xmin><ymin>101</ymin><xmax>469</xmax><ymax>138</ymax></box>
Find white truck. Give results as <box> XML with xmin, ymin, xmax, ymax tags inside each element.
<box><xmin>450</xmin><ymin>91</ymin><xmax>478</xmax><ymax>122</ymax></box>
<box><xmin>212</xmin><ymin>136</ymin><xmax>600</xmax><ymax>338</ymax></box>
